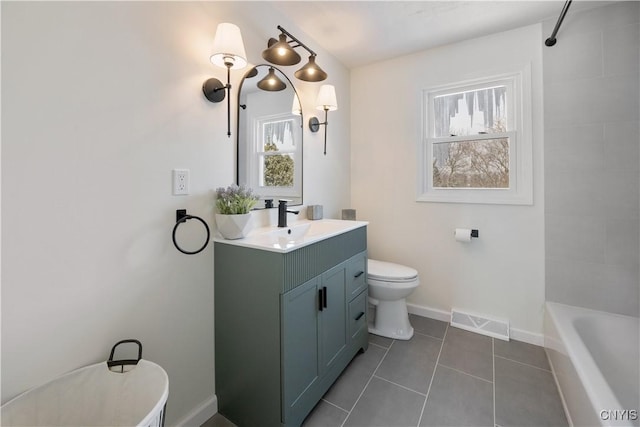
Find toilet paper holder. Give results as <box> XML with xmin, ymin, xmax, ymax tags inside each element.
<box><xmin>454</xmin><ymin>228</ymin><xmax>479</xmax><ymax>242</ymax></box>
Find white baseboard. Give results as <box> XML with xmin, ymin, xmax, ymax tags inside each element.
<box><xmin>406</xmin><ymin>302</ymin><xmax>544</xmax><ymax>346</ymax></box>
<box><xmin>175</xmin><ymin>394</ymin><xmax>218</xmax><ymax>427</ymax></box>
<box><xmin>406</xmin><ymin>302</ymin><xmax>450</xmax><ymax>322</ymax></box>
<box><xmin>509</xmin><ymin>327</ymin><xmax>544</xmax><ymax>346</ymax></box>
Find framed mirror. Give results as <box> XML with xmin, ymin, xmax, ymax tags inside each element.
<box><xmin>237</xmin><ymin>65</ymin><xmax>303</xmax><ymax>208</ymax></box>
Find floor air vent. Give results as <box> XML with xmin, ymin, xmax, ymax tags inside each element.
<box><xmin>450</xmin><ymin>309</ymin><xmax>509</xmax><ymax>341</ymax></box>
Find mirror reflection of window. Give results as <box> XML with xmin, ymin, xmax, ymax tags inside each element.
<box><xmin>258</xmin><ymin>117</ymin><xmax>296</xmax><ymax>188</ymax></box>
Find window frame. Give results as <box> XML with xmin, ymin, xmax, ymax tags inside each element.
<box><xmin>417</xmin><ymin>66</ymin><xmax>533</xmax><ymax>205</ymax></box>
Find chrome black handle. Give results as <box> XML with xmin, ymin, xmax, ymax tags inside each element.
<box><xmin>354</xmin><ymin>271</ymin><xmax>364</xmax><ymax>278</ymax></box>
<box><xmin>318</xmin><ymin>288</ymin><xmax>324</xmax><ymax>311</ymax></box>
<box><xmin>322</xmin><ymin>286</ymin><xmax>328</xmax><ymax>308</ymax></box>
<box><xmin>355</xmin><ymin>312</ymin><xmax>365</xmax><ymax>321</ymax></box>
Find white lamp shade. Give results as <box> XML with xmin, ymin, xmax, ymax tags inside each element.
<box><xmin>210</xmin><ymin>23</ymin><xmax>247</xmax><ymax>70</ymax></box>
<box><xmin>315</xmin><ymin>84</ymin><xmax>338</xmax><ymax>111</ymax></box>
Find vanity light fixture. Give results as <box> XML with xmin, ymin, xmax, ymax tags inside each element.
<box><xmin>295</xmin><ymin>55</ymin><xmax>328</xmax><ymax>82</ymax></box>
<box><xmin>257</xmin><ymin>67</ymin><xmax>287</xmax><ymax>92</ymax></box>
<box><xmin>309</xmin><ymin>84</ymin><xmax>338</xmax><ymax>155</ymax></box>
<box><xmin>202</xmin><ymin>23</ymin><xmax>247</xmax><ymax>137</ymax></box>
<box><xmin>262</xmin><ymin>33</ymin><xmax>301</xmax><ymax>66</ymax></box>
<box><xmin>262</xmin><ymin>25</ymin><xmax>327</xmax><ymax>83</ymax></box>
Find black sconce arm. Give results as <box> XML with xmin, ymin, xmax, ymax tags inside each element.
<box><xmin>202</xmin><ymin>66</ymin><xmax>234</xmax><ymax>137</ymax></box>
<box><xmin>277</xmin><ymin>25</ymin><xmax>317</xmax><ymax>57</ymax></box>
<box><xmin>309</xmin><ymin>108</ymin><xmax>330</xmax><ymax>155</ymax></box>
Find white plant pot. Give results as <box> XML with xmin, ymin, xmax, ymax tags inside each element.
<box><xmin>215</xmin><ymin>213</ymin><xmax>252</xmax><ymax>240</ymax></box>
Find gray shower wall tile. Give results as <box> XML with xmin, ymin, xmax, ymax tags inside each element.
<box><xmin>604</xmin><ymin>120</ymin><xmax>640</xmax><ymax>172</ymax></box>
<box><xmin>604</xmin><ymin>23</ymin><xmax>640</xmax><ymax>77</ymax></box>
<box><xmin>546</xmin><ymin>258</ymin><xmax>639</xmax><ymax>317</ymax></box>
<box><xmin>542</xmin><ymin>28</ymin><xmax>603</xmax><ymax>85</ymax></box>
<box><xmin>545</xmin><ymin>214</ymin><xmax>605</xmax><ymax>264</ymax></box>
<box><xmin>603</xmin><ymin>264</ymin><xmax>640</xmax><ymax>317</ymax></box>
<box><xmin>605</xmin><ymin>217</ymin><xmax>640</xmax><ymax>268</ymax></box>
<box><xmin>544</xmin><ymin>168</ymin><xmax>607</xmax><ymax>217</ymax></box>
<box><xmin>544</xmin><ymin>124</ymin><xmax>604</xmax><ymax>171</ymax></box>
<box><xmin>545</xmin><ymin>258</ymin><xmax>607</xmax><ymax>308</ymax></box>
<box><xmin>543</xmin><ymin>1</ymin><xmax>639</xmax><ymax>39</ymax></box>
<box><xmin>602</xmin><ymin>169</ymin><xmax>640</xmax><ymax>220</ymax></box>
<box><xmin>544</xmin><ymin>75</ymin><xmax>639</xmax><ymax>128</ymax></box>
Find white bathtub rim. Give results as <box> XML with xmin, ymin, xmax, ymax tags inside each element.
<box><xmin>1</xmin><ymin>359</ymin><xmax>169</xmax><ymax>427</ymax></box>
<box><xmin>545</xmin><ymin>302</ymin><xmax>637</xmax><ymax>421</ymax></box>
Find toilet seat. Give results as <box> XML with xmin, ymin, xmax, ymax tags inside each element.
<box><xmin>368</xmin><ymin>259</ymin><xmax>418</xmax><ymax>283</ymax></box>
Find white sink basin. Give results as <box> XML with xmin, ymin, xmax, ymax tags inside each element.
<box><xmin>214</xmin><ymin>219</ymin><xmax>368</xmax><ymax>253</ymax></box>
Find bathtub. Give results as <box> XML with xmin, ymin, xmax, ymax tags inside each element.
<box><xmin>545</xmin><ymin>302</ymin><xmax>639</xmax><ymax>427</ymax></box>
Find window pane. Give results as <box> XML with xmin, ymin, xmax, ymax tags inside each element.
<box><xmin>433</xmin><ymin>86</ymin><xmax>507</xmax><ymax>137</ymax></box>
<box><xmin>433</xmin><ymin>137</ymin><xmax>509</xmax><ymax>188</ymax></box>
<box><xmin>260</xmin><ymin>153</ymin><xmax>294</xmax><ymax>187</ymax></box>
<box><xmin>261</xmin><ymin>119</ymin><xmax>295</xmax><ymax>152</ymax></box>
<box><xmin>259</xmin><ymin>118</ymin><xmax>296</xmax><ymax>188</ymax></box>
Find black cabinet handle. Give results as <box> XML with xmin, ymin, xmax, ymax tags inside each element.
<box><xmin>354</xmin><ymin>271</ymin><xmax>364</xmax><ymax>278</ymax></box>
<box><xmin>318</xmin><ymin>288</ymin><xmax>324</xmax><ymax>312</ymax></box>
<box><xmin>322</xmin><ymin>286</ymin><xmax>328</xmax><ymax>308</ymax></box>
<box><xmin>355</xmin><ymin>312</ymin><xmax>365</xmax><ymax>321</ymax></box>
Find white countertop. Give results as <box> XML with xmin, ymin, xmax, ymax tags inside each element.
<box><xmin>213</xmin><ymin>219</ymin><xmax>368</xmax><ymax>253</ymax></box>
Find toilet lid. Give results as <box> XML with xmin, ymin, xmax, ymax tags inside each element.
<box><xmin>368</xmin><ymin>259</ymin><xmax>418</xmax><ymax>282</ymax></box>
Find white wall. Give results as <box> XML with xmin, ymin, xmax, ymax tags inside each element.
<box><xmin>1</xmin><ymin>2</ymin><xmax>350</xmax><ymax>424</ymax></box>
<box><xmin>544</xmin><ymin>1</ymin><xmax>639</xmax><ymax>317</ymax></box>
<box><xmin>351</xmin><ymin>24</ymin><xmax>545</xmax><ymax>340</ymax></box>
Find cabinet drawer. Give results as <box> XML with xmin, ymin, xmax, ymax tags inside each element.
<box><xmin>346</xmin><ymin>252</ymin><xmax>367</xmax><ymax>300</ymax></box>
<box><xmin>348</xmin><ymin>291</ymin><xmax>367</xmax><ymax>340</ymax></box>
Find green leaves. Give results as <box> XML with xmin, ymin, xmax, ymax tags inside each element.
<box><xmin>215</xmin><ymin>184</ymin><xmax>259</xmax><ymax>214</ymax></box>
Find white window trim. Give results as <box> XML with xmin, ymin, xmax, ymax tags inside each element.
<box><xmin>417</xmin><ymin>65</ymin><xmax>533</xmax><ymax>205</ymax></box>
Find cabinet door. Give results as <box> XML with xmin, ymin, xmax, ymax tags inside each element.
<box><xmin>320</xmin><ymin>264</ymin><xmax>347</xmax><ymax>374</ymax></box>
<box><xmin>282</xmin><ymin>277</ymin><xmax>320</xmax><ymax>417</ymax></box>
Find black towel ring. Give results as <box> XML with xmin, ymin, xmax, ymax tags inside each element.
<box><xmin>172</xmin><ymin>209</ymin><xmax>210</xmax><ymax>255</ymax></box>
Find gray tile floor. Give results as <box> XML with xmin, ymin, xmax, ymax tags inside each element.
<box><xmin>203</xmin><ymin>314</ymin><xmax>568</xmax><ymax>427</ymax></box>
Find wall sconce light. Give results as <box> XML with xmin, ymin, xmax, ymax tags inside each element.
<box><xmin>202</xmin><ymin>23</ymin><xmax>247</xmax><ymax>138</ymax></box>
<box><xmin>262</xmin><ymin>25</ymin><xmax>327</xmax><ymax>83</ymax></box>
<box><xmin>309</xmin><ymin>85</ymin><xmax>338</xmax><ymax>155</ymax></box>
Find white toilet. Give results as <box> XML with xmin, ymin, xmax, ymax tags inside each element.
<box><xmin>367</xmin><ymin>259</ymin><xmax>420</xmax><ymax>340</ymax></box>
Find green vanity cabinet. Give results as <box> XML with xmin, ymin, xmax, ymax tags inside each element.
<box><xmin>214</xmin><ymin>226</ymin><xmax>368</xmax><ymax>427</ymax></box>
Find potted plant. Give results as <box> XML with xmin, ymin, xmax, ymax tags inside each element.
<box><xmin>215</xmin><ymin>184</ymin><xmax>259</xmax><ymax>239</ymax></box>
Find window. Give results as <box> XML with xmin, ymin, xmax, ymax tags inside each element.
<box><xmin>418</xmin><ymin>68</ymin><xmax>533</xmax><ymax>205</ymax></box>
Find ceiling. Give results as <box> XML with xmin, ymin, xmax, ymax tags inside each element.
<box><xmin>269</xmin><ymin>1</ymin><xmax>611</xmax><ymax>68</ymax></box>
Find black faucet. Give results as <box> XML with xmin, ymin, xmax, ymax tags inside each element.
<box><xmin>278</xmin><ymin>200</ymin><xmax>299</xmax><ymax>228</ymax></box>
